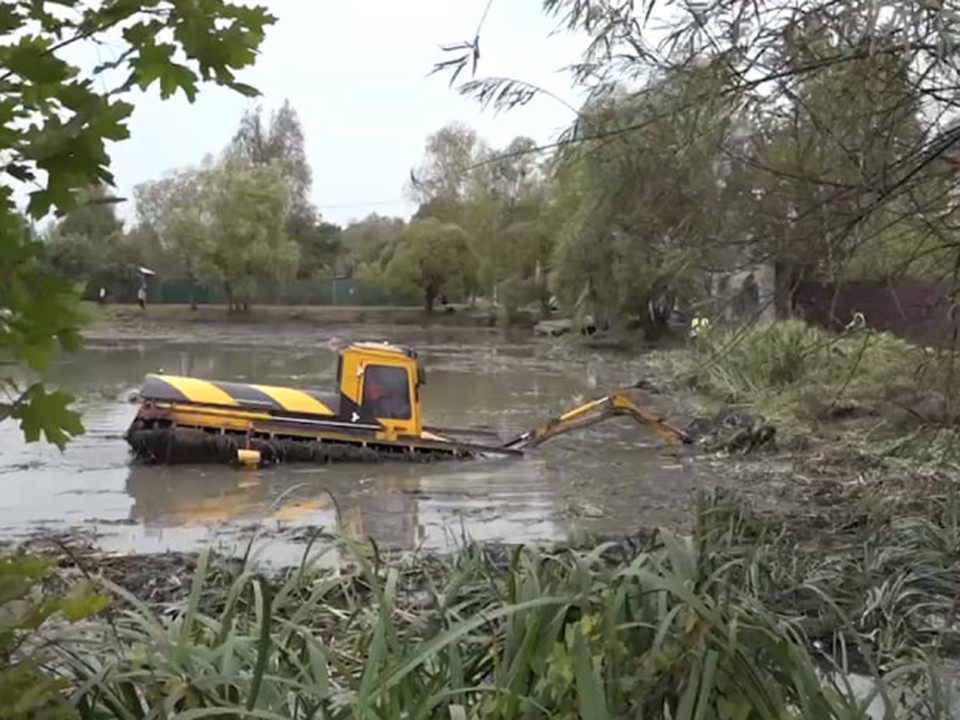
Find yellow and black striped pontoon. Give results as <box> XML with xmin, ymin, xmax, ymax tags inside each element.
<box><xmin>125</xmin><ymin>341</ymin><xmax>512</xmax><ymax>466</ymax></box>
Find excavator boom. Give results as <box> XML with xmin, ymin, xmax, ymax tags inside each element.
<box><xmin>502</xmin><ymin>389</ymin><xmax>692</xmax><ymax>451</ymax></box>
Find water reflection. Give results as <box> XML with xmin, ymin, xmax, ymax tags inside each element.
<box><xmin>121</xmin><ymin>454</ymin><xmax>565</xmax><ymax>553</ymax></box>
<box><xmin>124</xmin><ymin>463</ymin><xmax>424</xmax><ymax>549</ymax></box>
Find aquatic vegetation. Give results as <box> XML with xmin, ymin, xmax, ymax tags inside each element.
<box><xmin>23</xmin><ymin>490</ymin><xmax>954</xmax><ymax>719</ymax></box>
<box><xmin>694</xmin><ymin>320</ymin><xmax>946</xmax><ymax>427</ymax></box>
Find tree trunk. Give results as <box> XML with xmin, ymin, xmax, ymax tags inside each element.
<box><xmin>640</xmin><ymin>296</ymin><xmax>673</xmax><ymax>340</ymax></box>
<box><xmin>188</xmin><ymin>275</ymin><xmax>197</xmax><ymax>311</ymax></box>
<box><xmin>538</xmin><ymin>283</ymin><xmax>552</xmax><ymax>318</ymax></box>
<box><xmin>775</xmin><ymin>260</ymin><xmax>811</xmax><ymax>319</ymax></box>
<box><xmin>424</xmin><ymin>286</ymin><xmax>436</xmax><ymax>313</ymax></box>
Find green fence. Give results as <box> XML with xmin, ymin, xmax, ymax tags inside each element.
<box><xmin>147</xmin><ymin>277</ymin><xmax>419</xmax><ymax>307</ymax></box>
<box><xmin>152</xmin><ymin>279</ymin><xmax>224</xmax><ymax>305</ymax></box>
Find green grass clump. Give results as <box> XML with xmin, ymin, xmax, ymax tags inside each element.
<box><xmin>21</xmin><ymin>491</ymin><xmax>952</xmax><ymax>720</ymax></box>
<box><xmin>694</xmin><ymin>319</ymin><xmax>935</xmax><ymax>423</ymax></box>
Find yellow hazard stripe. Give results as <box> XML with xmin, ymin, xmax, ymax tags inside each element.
<box><xmin>159</xmin><ymin>376</ymin><xmax>239</xmax><ymax>407</ymax></box>
<box><xmin>420</xmin><ymin>430</ymin><xmax>449</xmax><ymax>442</ymax></box>
<box><xmin>251</xmin><ymin>385</ymin><xmax>333</xmax><ymax>415</ymax></box>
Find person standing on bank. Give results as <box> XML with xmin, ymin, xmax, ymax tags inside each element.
<box><xmin>137</xmin><ymin>282</ymin><xmax>147</xmax><ymax>310</ymax></box>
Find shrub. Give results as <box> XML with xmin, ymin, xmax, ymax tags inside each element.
<box><xmin>0</xmin><ymin>552</ymin><xmax>108</xmax><ymax>720</ymax></box>
<box><xmin>694</xmin><ymin>319</ymin><xmax>934</xmax><ymax>420</ymax></box>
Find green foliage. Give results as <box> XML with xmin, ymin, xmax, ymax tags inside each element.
<box><xmin>134</xmin><ymin>165</ymin><xmax>213</xmax><ymax>293</ymax></box>
<box><xmin>341</xmin><ymin>213</ymin><xmax>407</xmax><ymax>272</ymax></box>
<box><xmin>45</xmin><ymin>185</ymin><xmax>149</xmax><ymax>299</ymax></box>
<box><xmin>1</xmin><ymin>0</ymin><xmax>275</xmax><ymax>443</ymax></box>
<box><xmin>52</xmin><ymin>186</ymin><xmax>124</xmax><ymax>248</ymax></box>
<box><xmin>409</xmin><ymin>125</ymin><xmax>554</xmax><ymax>317</ymax></box>
<box><xmin>298</xmin><ymin>221</ymin><xmax>344</xmax><ymax>278</ymax></box>
<box><xmin>725</xmin><ymin>27</ymin><xmax>932</xmax><ymax>286</ymax></box>
<box><xmin>546</xmin><ymin>74</ymin><xmax>725</xmax><ymax>335</ymax></box>
<box><xmin>0</xmin><ymin>554</ymin><xmax>108</xmax><ymax>720</ymax></box>
<box><xmin>440</xmin><ymin>0</ymin><xmax>960</xmax><ymax>339</ymax></box>
<box><xmin>228</xmin><ymin>100</ymin><xmax>336</xmax><ymax>277</ymax></box>
<box><xmin>1</xmin><ymin>3</ymin><xmax>275</xmax><ymax>711</ymax></box>
<box><xmin>408</xmin><ymin>122</ymin><xmax>487</xmax><ymax>204</ymax></box>
<box><xmin>1</xmin><ymin>215</ymin><xmax>86</xmax><ymax>449</ymax></box>
<box><xmin>0</xmin><ymin>0</ymin><xmax>274</xmax><ymax>217</ymax></box>
<box><xmin>201</xmin><ymin>159</ymin><xmax>299</xmax><ymax>310</ymax></box>
<box><xmin>34</xmin><ymin>491</ymin><xmax>955</xmax><ymax>719</ymax></box>
<box><xmin>695</xmin><ymin>320</ymin><xmax>933</xmax><ymax>422</ymax></box>
<box><xmin>385</xmin><ymin>217</ymin><xmax>477</xmax><ymax>311</ymax></box>
<box><xmin>135</xmin><ymin>158</ymin><xmax>299</xmax><ymax>310</ymax></box>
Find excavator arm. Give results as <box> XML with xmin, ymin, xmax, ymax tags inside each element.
<box><xmin>502</xmin><ymin>389</ymin><xmax>693</xmax><ymax>451</ymax></box>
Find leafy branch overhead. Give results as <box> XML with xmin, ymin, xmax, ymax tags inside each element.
<box><xmin>425</xmin><ymin>0</ymin><xmax>960</xmax><ymax>340</ymax></box>
<box><xmin>437</xmin><ymin>0</ymin><xmax>960</xmax><ymax>236</ymax></box>
<box><xmin>0</xmin><ymin>0</ymin><xmax>275</xmax><ymax>448</ymax></box>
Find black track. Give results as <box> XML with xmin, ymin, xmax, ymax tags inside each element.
<box><xmin>125</xmin><ymin>427</ymin><xmax>472</xmax><ymax>466</ymax></box>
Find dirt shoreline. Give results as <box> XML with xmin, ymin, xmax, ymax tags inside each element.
<box><xmin>81</xmin><ymin>310</ymin><xmax>541</xmax><ymax>349</ymax></box>
<box><xmin>83</xmin><ymin>302</ymin><xmax>542</xmax><ymax>330</ymax></box>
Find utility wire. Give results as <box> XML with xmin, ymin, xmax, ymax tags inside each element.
<box><xmin>315</xmin><ymin>198</ymin><xmax>410</xmax><ymax>210</ymax></box>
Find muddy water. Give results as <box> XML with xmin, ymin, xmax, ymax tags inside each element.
<box><xmin>0</xmin><ymin>325</ymin><xmax>708</xmax><ymax>563</ymax></box>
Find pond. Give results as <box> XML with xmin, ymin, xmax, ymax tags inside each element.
<box><xmin>0</xmin><ymin>325</ymin><xmax>708</xmax><ymax>563</ymax></box>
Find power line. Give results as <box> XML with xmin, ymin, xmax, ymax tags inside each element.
<box><xmin>315</xmin><ymin>198</ymin><xmax>411</xmax><ymax>210</ymax></box>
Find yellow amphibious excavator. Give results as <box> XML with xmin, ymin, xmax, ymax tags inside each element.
<box><xmin>125</xmin><ymin>341</ymin><xmax>691</xmax><ymax>467</ymax></box>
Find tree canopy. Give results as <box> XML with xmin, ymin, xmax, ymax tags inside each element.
<box><xmin>227</xmin><ymin>100</ymin><xmax>337</xmax><ymax>277</ymax></box>
<box><xmin>435</xmin><ymin>0</ymin><xmax>960</xmax><ymax>323</ymax></box>
<box><xmin>134</xmin><ymin>156</ymin><xmax>298</xmax><ymax>311</ymax></box>
<box><xmin>0</xmin><ymin>0</ymin><xmax>275</xmax><ymax>447</ymax></box>
<box><xmin>385</xmin><ymin>217</ymin><xmax>477</xmax><ymax>312</ymax></box>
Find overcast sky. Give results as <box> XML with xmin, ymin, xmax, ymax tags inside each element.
<box><xmin>98</xmin><ymin>1</ymin><xmax>589</xmax><ymax>226</ymax></box>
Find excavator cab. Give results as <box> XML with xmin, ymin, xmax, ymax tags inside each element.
<box><xmin>335</xmin><ymin>342</ymin><xmax>425</xmax><ymax>440</ymax></box>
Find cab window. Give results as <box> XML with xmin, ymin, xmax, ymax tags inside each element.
<box><xmin>363</xmin><ymin>365</ymin><xmax>411</xmax><ymax>419</ymax></box>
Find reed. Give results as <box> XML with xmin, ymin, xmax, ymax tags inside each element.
<box><xmin>694</xmin><ymin>319</ymin><xmax>932</xmax><ymax>425</ymax></box>
<box><xmin>37</xmin><ymin>490</ymin><xmax>955</xmax><ymax>720</ymax></box>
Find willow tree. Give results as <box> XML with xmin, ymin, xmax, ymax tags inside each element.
<box><xmin>227</xmin><ymin>100</ymin><xmax>335</xmax><ymax>276</ymax></box>
<box><xmin>203</xmin><ymin>159</ymin><xmax>299</xmax><ymax>310</ymax></box>
<box><xmin>135</xmin><ymin>167</ymin><xmax>213</xmax><ymax>308</ymax></box>
<box><xmin>136</xmin><ymin>157</ymin><xmax>298</xmax><ymax>312</ymax></box>
<box><xmin>439</xmin><ymin>0</ymin><xmax>959</xmax><ymax>318</ymax></box>
<box><xmin>546</xmin><ymin>65</ymin><xmax>739</xmax><ymax>336</ymax></box>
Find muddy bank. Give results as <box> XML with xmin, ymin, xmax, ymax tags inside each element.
<box><xmin>10</xmin><ymin>518</ymin><xmax>666</xmax><ymax>608</ymax></box>
<box><xmin>82</xmin><ymin>316</ymin><xmax>535</xmax><ymax>352</ymax></box>
<box><xmin>85</xmin><ymin>302</ymin><xmax>542</xmax><ymax>330</ymax></box>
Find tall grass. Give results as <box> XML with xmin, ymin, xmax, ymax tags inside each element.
<box><xmin>694</xmin><ymin>320</ymin><xmax>940</xmax><ymax>425</ymax></box>
<box><xmin>36</xmin><ymin>491</ymin><xmax>956</xmax><ymax>720</ymax></box>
